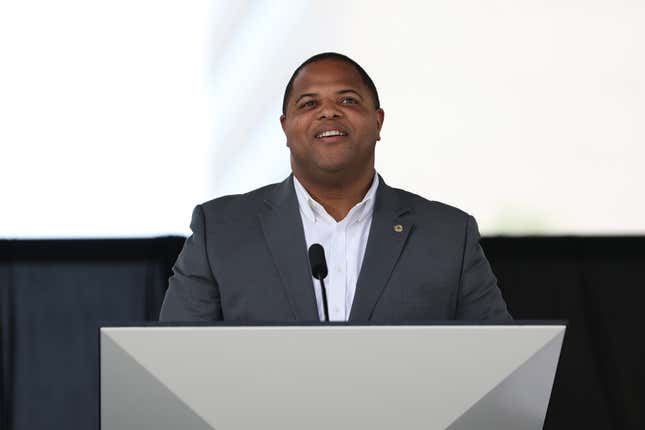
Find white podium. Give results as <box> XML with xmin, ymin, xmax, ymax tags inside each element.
<box><xmin>100</xmin><ymin>324</ymin><xmax>565</xmax><ymax>430</ymax></box>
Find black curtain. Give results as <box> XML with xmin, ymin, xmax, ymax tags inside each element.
<box><xmin>0</xmin><ymin>237</ymin><xmax>643</xmax><ymax>429</ymax></box>
<box><xmin>0</xmin><ymin>238</ymin><xmax>183</xmax><ymax>430</ymax></box>
<box><xmin>485</xmin><ymin>237</ymin><xmax>645</xmax><ymax>429</ymax></box>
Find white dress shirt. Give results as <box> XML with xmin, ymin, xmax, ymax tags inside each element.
<box><xmin>293</xmin><ymin>174</ymin><xmax>379</xmax><ymax>321</ymax></box>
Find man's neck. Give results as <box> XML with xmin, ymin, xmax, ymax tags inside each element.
<box><xmin>293</xmin><ymin>169</ymin><xmax>376</xmax><ymax>222</ymax></box>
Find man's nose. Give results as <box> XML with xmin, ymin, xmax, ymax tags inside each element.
<box><xmin>317</xmin><ymin>99</ymin><xmax>342</xmax><ymax>119</ymax></box>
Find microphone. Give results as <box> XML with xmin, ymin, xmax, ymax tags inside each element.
<box><xmin>308</xmin><ymin>243</ymin><xmax>329</xmax><ymax>322</ymax></box>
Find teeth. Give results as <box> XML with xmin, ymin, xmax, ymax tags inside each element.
<box><xmin>316</xmin><ymin>130</ymin><xmax>346</xmax><ymax>138</ymax></box>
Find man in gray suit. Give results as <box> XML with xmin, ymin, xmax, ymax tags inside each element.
<box><xmin>160</xmin><ymin>52</ymin><xmax>511</xmax><ymax>322</ymax></box>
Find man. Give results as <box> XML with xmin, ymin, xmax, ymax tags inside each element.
<box><xmin>160</xmin><ymin>52</ymin><xmax>511</xmax><ymax>322</ymax></box>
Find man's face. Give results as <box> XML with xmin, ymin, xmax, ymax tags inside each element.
<box><xmin>280</xmin><ymin>59</ymin><xmax>384</xmax><ymax>182</ymax></box>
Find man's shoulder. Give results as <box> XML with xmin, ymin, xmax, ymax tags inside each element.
<box><xmin>386</xmin><ymin>184</ymin><xmax>470</xmax><ymax>222</ymax></box>
<box><xmin>198</xmin><ymin>181</ymin><xmax>285</xmax><ymax>223</ymax></box>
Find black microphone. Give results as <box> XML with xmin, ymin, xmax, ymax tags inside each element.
<box><xmin>308</xmin><ymin>243</ymin><xmax>329</xmax><ymax>322</ymax></box>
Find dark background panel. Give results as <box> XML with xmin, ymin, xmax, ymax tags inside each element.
<box><xmin>491</xmin><ymin>259</ymin><xmax>613</xmax><ymax>428</ymax></box>
<box><xmin>1</xmin><ymin>262</ymin><xmax>12</xmax><ymax>430</ymax></box>
<box><xmin>0</xmin><ymin>237</ymin><xmax>643</xmax><ymax>430</ymax></box>
<box><xmin>10</xmin><ymin>262</ymin><xmax>159</xmax><ymax>429</ymax></box>
<box><xmin>0</xmin><ymin>238</ymin><xmax>184</xmax><ymax>430</ymax></box>
<box><xmin>483</xmin><ymin>237</ymin><xmax>645</xmax><ymax>430</ymax></box>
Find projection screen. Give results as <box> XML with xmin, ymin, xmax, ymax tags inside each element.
<box><xmin>1</xmin><ymin>0</ymin><xmax>643</xmax><ymax>237</ymax></box>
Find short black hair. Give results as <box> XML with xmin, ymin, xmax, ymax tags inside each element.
<box><xmin>282</xmin><ymin>52</ymin><xmax>380</xmax><ymax>115</ymax></box>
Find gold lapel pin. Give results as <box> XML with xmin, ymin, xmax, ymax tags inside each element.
<box><xmin>394</xmin><ymin>224</ymin><xmax>404</xmax><ymax>233</ymax></box>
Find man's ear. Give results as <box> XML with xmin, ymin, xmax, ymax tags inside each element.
<box><xmin>280</xmin><ymin>114</ymin><xmax>287</xmax><ymax>134</ymax></box>
<box><xmin>280</xmin><ymin>114</ymin><xmax>290</xmax><ymax>147</ymax></box>
<box><xmin>376</xmin><ymin>108</ymin><xmax>384</xmax><ymax>141</ymax></box>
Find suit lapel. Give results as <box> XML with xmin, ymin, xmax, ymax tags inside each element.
<box><xmin>350</xmin><ymin>180</ymin><xmax>414</xmax><ymax>321</ymax></box>
<box><xmin>259</xmin><ymin>176</ymin><xmax>319</xmax><ymax>321</ymax></box>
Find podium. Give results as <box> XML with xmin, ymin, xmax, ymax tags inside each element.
<box><xmin>100</xmin><ymin>323</ymin><xmax>565</xmax><ymax>430</ymax></box>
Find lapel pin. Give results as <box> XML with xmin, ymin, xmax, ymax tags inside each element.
<box><xmin>394</xmin><ymin>224</ymin><xmax>404</xmax><ymax>233</ymax></box>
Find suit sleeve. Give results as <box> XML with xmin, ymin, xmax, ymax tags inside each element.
<box><xmin>456</xmin><ymin>215</ymin><xmax>512</xmax><ymax>320</ymax></box>
<box><xmin>159</xmin><ymin>205</ymin><xmax>223</xmax><ymax>321</ymax></box>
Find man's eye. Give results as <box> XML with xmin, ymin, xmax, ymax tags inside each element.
<box><xmin>300</xmin><ymin>100</ymin><xmax>316</xmax><ymax>108</ymax></box>
<box><xmin>340</xmin><ymin>97</ymin><xmax>357</xmax><ymax>104</ymax></box>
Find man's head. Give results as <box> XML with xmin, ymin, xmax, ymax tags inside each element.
<box><xmin>280</xmin><ymin>53</ymin><xmax>384</xmax><ymax>186</ymax></box>
<box><xmin>282</xmin><ymin>53</ymin><xmax>380</xmax><ymax>115</ymax></box>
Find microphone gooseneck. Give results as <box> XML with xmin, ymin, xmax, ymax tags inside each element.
<box><xmin>308</xmin><ymin>243</ymin><xmax>329</xmax><ymax>322</ymax></box>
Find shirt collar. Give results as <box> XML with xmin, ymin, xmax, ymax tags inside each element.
<box><xmin>293</xmin><ymin>173</ymin><xmax>379</xmax><ymax>225</ymax></box>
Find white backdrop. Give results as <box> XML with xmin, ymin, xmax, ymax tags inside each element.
<box><xmin>1</xmin><ymin>0</ymin><xmax>643</xmax><ymax>237</ymax></box>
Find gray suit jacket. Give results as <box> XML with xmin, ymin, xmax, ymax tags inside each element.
<box><xmin>159</xmin><ymin>175</ymin><xmax>511</xmax><ymax>322</ymax></box>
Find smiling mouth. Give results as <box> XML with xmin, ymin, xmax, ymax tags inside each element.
<box><xmin>315</xmin><ymin>129</ymin><xmax>348</xmax><ymax>139</ymax></box>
